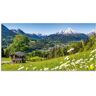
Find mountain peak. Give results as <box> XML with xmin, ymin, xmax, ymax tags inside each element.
<box><xmin>64</xmin><ymin>27</ymin><xmax>75</xmax><ymax>34</ymax></box>
<box><xmin>58</xmin><ymin>27</ymin><xmax>76</xmax><ymax>34</ymax></box>
<box><xmin>11</xmin><ymin>29</ymin><xmax>25</xmax><ymax>35</ymax></box>
<box><xmin>88</xmin><ymin>29</ymin><xmax>96</xmax><ymax>36</ymax></box>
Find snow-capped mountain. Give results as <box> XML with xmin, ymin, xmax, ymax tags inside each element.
<box><xmin>45</xmin><ymin>27</ymin><xmax>89</xmax><ymax>44</ymax></box>
<box><xmin>57</xmin><ymin>27</ymin><xmax>76</xmax><ymax>34</ymax></box>
<box><xmin>2</xmin><ymin>25</ymin><xmax>89</xmax><ymax>48</ymax></box>
<box><xmin>64</xmin><ymin>27</ymin><xmax>75</xmax><ymax>34</ymax></box>
<box><xmin>88</xmin><ymin>29</ymin><xmax>96</xmax><ymax>36</ymax></box>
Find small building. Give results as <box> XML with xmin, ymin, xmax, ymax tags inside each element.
<box><xmin>10</xmin><ymin>52</ymin><xmax>26</xmax><ymax>63</ymax></box>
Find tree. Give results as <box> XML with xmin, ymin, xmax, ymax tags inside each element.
<box><xmin>4</xmin><ymin>48</ymin><xmax>10</xmax><ymax>57</ymax></box>
<box><xmin>85</xmin><ymin>34</ymin><xmax>96</xmax><ymax>50</ymax></box>
<box><xmin>6</xmin><ymin>35</ymin><xmax>30</xmax><ymax>55</ymax></box>
<box><xmin>57</xmin><ymin>47</ymin><xmax>64</xmax><ymax>57</ymax></box>
<box><xmin>2</xmin><ymin>48</ymin><xmax>4</xmax><ymax>57</ymax></box>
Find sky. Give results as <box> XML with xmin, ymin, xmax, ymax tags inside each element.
<box><xmin>3</xmin><ymin>23</ymin><xmax>96</xmax><ymax>35</ymax></box>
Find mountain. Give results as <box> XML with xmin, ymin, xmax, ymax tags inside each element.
<box><xmin>2</xmin><ymin>25</ymin><xmax>89</xmax><ymax>48</ymax></box>
<box><xmin>57</xmin><ymin>27</ymin><xmax>76</xmax><ymax>34</ymax></box>
<box><xmin>45</xmin><ymin>33</ymin><xmax>88</xmax><ymax>44</ymax></box>
<box><xmin>11</xmin><ymin>29</ymin><xmax>26</xmax><ymax>35</ymax></box>
<box><xmin>2</xmin><ymin>24</ymin><xmax>44</xmax><ymax>39</ymax></box>
<box><xmin>2</xmin><ymin>24</ymin><xmax>17</xmax><ymax>48</ymax></box>
<box><xmin>2</xmin><ymin>25</ymin><xmax>44</xmax><ymax>48</ymax></box>
<box><xmin>88</xmin><ymin>29</ymin><xmax>96</xmax><ymax>36</ymax></box>
<box><xmin>2</xmin><ymin>24</ymin><xmax>16</xmax><ymax>37</ymax></box>
<box><xmin>10</xmin><ymin>28</ymin><xmax>44</xmax><ymax>40</ymax></box>
<box><xmin>26</xmin><ymin>33</ymin><xmax>44</xmax><ymax>40</ymax></box>
<box><xmin>45</xmin><ymin>28</ymin><xmax>89</xmax><ymax>44</ymax></box>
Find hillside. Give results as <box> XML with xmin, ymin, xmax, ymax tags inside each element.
<box><xmin>1</xmin><ymin>24</ymin><xmax>96</xmax><ymax>71</ymax></box>
<box><xmin>1</xmin><ymin>34</ymin><xmax>96</xmax><ymax>71</ymax></box>
<box><xmin>2</xmin><ymin>49</ymin><xmax>96</xmax><ymax>71</ymax></box>
<box><xmin>45</xmin><ymin>33</ymin><xmax>88</xmax><ymax>44</ymax></box>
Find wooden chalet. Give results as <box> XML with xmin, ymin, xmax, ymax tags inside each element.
<box><xmin>10</xmin><ymin>52</ymin><xmax>26</xmax><ymax>63</ymax></box>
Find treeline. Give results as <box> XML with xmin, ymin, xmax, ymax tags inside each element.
<box><xmin>25</xmin><ymin>33</ymin><xmax>96</xmax><ymax>59</ymax></box>
<box><xmin>27</xmin><ymin>41</ymin><xmax>84</xmax><ymax>59</ymax></box>
<box><xmin>2</xmin><ymin>33</ymin><xmax>96</xmax><ymax>60</ymax></box>
<box><xmin>27</xmin><ymin>46</ymin><xmax>68</xmax><ymax>59</ymax></box>
<box><xmin>84</xmin><ymin>33</ymin><xmax>96</xmax><ymax>50</ymax></box>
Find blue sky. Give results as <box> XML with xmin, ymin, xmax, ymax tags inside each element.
<box><xmin>3</xmin><ymin>23</ymin><xmax>96</xmax><ymax>35</ymax></box>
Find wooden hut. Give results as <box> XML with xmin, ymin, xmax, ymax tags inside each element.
<box><xmin>10</xmin><ymin>52</ymin><xmax>26</xmax><ymax>63</ymax></box>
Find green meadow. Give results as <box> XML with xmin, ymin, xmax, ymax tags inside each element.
<box><xmin>2</xmin><ymin>50</ymin><xmax>96</xmax><ymax>71</ymax></box>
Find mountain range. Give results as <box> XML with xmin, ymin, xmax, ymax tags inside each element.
<box><xmin>2</xmin><ymin>24</ymin><xmax>90</xmax><ymax>48</ymax></box>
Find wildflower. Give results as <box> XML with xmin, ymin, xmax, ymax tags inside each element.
<box><xmin>90</xmin><ymin>49</ymin><xmax>96</xmax><ymax>53</ymax></box>
<box><xmin>33</xmin><ymin>67</ymin><xmax>36</xmax><ymax>70</ymax></box>
<box><xmin>75</xmin><ymin>59</ymin><xmax>83</xmax><ymax>64</ymax></box>
<box><xmin>71</xmin><ymin>62</ymin><xmax>75</xmax><ymax>66</ymax></box>
<box><xmin>54</xmin><ymin>66</ymin><xmax>59</xmax><ymax>70</ymax></box>
<box><xmin>50</xmin><ymin>68</ymin><xmax>55</xmax><ymax>71</ymax></box>
<box><xmin>17</xmin><ymin>66</ymin><xmax>24</xmax><ymax>70</ymax></box>
<box><xmin>26</xmin><ymin>67</ymin><xmax>28</xmax><ymax>70</ymax></box>
<box><xmin>67</xmin><ymin>48</ymin><xmax>74</xmax><ymax>53</ymax></box>
<box><xmin>64</xmin><ymin>56</ymin><xmax>69</xmax><ymax>60</ymax></box>
<box><xmin>40</xmin><ymin>69</ymin><xmax>43</xmax><ymax>71</ymax></box>
<box><xmin>89</xmin><ymin>58</ymin><xmax>94</xmax><ymax>61</ymax></box>
<box><xmin>44</xmin><ymin>68</ymin><xmax>49</xmax><ymax>71</ymax></box>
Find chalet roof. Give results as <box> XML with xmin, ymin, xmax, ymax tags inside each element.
<box><xmin>10</xmin><ymin>52</ymin><xmax>25</xmax><ymax>57</ymax></box>
<box><xmin>15</xmin><ymin>52</ymin><xmax>25</xmax><ymax>56</ymax></box>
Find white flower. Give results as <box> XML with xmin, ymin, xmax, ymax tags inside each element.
<box><xmin>71</xmin><ymin>62</ymin><xmax>75</xmax><ymax>66</ymax></box>
<box><xmin>67</xmin><ymin>48</ymin><xmax>74</xmax><ymax>52</ymax></box>
<box><xmin>64</xmin><ymin>56</ymin><xmax>69</xmax><ymax>60</ymax></box>
<box><xmin>75</xmin><ymin>59</ymin><xmax>83</xmax><ymax>64</ymax></box>
<box><xmin>44</xmin><ymin>68</ymin><xmax>49</xmax><ymax>71</ymax></box>
<box><xmin>33</xmin><ymin>67</ymin><xmax>36</xmax><ymax>70</ymax></box>
<box><xmin>89</xmin><ymin>58</ymin><xmax>94</xmax><ymax>61</ymax></box>
<box><xmin>40</xmin><ymin>69</ymin><xmax>43</xmax><ymax>71</ymax></box>
<box><xmin>54</xmin><ymin>66</ymin><xmax>59</xmax><ymax>70</ymax></box>
<box><xmin>17</xmin><ymin>66</ymin><xmax>24</xmax><ymax>70</ymax></box>
<box><xmin>59</xmin><ymin>63</ymin><xmax>69</xmax><ymax>69</ymax></box>
<box><xmin>50</xmin><ymin>68</ymin><xmax>55</xmax><ymax>71</ymax></box>
<box><xmin>90</xmin><ymin>49</ymin><xmax>96</xmax><ymax>53</ymax></box>
<box><xmin>26</xmin><ymin>67</ymin><xmax>28</xmax><ymax>70</ymax></box>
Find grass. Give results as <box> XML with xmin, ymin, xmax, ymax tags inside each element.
<box><xmin>1</xmin><ymin>49</ymin><xmax>96</xmax><ymax>71</ymax></box>
<box><xmin>2</xmin><ymin>57</ymin><xmax>11</xmax><ymax>61</ymax></box>
<box><xmin>1</xmin><ymin>57</ymin><xmax>64</xmax><ymax>71</ymax></box>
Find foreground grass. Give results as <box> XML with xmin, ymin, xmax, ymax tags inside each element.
<box><xmin>1</xmin><ymin>57</ymin><xmax>64</xmax><ymax>71</ymax></box>
<box><xmin>1</xmin><ymin>49</ymin><xmax>96</xmax><ymax>71</ymax></box>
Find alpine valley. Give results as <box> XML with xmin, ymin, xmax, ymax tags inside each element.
<box><xmin>1</xmin><ymin>24</ymin><xmax>96</xmax><ymax>71</ymax></box>
<box><xmin>2</xmin><ymin>24</ymin><xmax>89</xmax><ymax>48</ymax></box>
